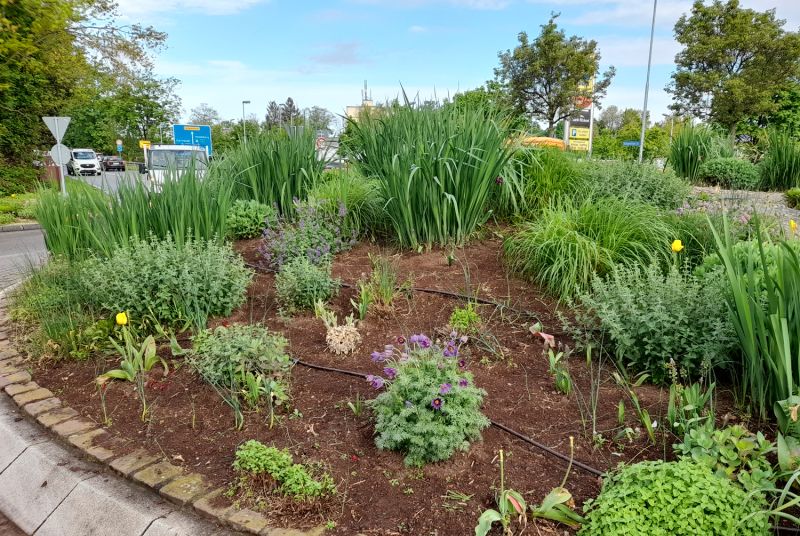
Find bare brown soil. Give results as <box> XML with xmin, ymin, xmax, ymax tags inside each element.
<box><xmin>22</xmin><ymin>235</ymin><xmax>731</xmax><ymax>535</ymax></box>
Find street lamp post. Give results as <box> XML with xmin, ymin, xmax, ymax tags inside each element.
<box><xmin>638</xmin><ymin>0</ymin><xmax>658</xmax><ymax>163</ymax></box>
<box><xmin>242</xmin><ymin>100</ymin><xmax>251</xmax><ymax>145</ymax></box>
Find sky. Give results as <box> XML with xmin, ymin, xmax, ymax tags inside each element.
<box><xmin>115</xmin><ymin>0</ymin><xmax>800</xmax><ymax>130</ymax></box>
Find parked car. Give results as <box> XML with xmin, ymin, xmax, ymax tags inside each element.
<box><xmin>66</xmin><ymin>149</ymin><xmax>101</xmax><ymax>176</ymax></box>
<box><xmin>101</xmin><ymin>156</ymin><xmax>125</xmax><ymax>172</ymax></box>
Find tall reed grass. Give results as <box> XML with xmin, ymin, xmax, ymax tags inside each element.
<box><xmin>760</xmin><ymin>129</ymin><xmax>800</xmax><ymax>191</ymax></box>
<box><xmin>211</xmin><ymin>129</ymin><xmax>324</xmax><ymax>215</ymax></box>
<box><xmin>308</xmin><ymin>168</ymin><xmax>385</xmax><ymax>237</ymax></box>
<box><xmin>344</xmin><ymin>105</ymin><xmax>515</xmax><ymax>248</ymax></box>
<box><xmin>36</xmin><ymin>169</ymin><xmax>231</xmax><ymax>261</ymax></box>
<box><xmin>669</xmin><ymin>125</ymin><xmax>733</xmax><ymax>182</ymax></box>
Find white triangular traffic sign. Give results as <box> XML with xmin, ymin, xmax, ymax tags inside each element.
<box><xmin>42</xmin><ymin>117</ymin><xmax>71</xmax><ymax>143</ymax></box>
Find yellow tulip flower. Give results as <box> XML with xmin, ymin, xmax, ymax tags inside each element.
<box><xmin>671</xmin><ymin>239</ymin><xmax>684</xmax><ymax>253</ymax></box>
<box><xmin>115</xmin><ymin>312</ymin><xmax>128</xmax><ymax>326</ymax></box>
<box><xmin>791</xmin><ymin>220</ymin><xmax>797</xmax><ymax>235</ymax></box>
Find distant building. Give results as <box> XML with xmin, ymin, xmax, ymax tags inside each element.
<box><xmin>345</xmin><ymin>81</ymin><xmax>375</xmax><ymax>121</ymax></box>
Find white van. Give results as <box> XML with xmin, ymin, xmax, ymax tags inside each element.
<box><xmin>67</xmin><ymin>149</ymin><xmax>101</xmax><ymax>176</ymax></box>
<box><xmin>143</xmin><ymin>144</ymin><xmax>209</xmax><ymax>186</ymax></box>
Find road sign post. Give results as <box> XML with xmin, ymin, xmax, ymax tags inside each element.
<box><xmin>116</xmin><ymin>139</ymin><xmax>123</xmax><ymax>158</ymax></box>
<box><xmin>42</xmin><ymin>117</ymin><xmax>71</xmax><ymax>196</ymax></box>
<box><xmin>172</xmin><ymin>125</ymin><xmax>213</xmax><ymax>156</ymax></box>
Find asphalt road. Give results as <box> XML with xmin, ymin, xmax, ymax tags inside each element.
<box><xmin>72</xmin><ymin>169</ymin><xmax>146</xmax><ymax>194</ymax></box>
<box><xmin>0</xmin><ymin>229</ymin><xmax>47</xmax><ymax>292</ymax></box>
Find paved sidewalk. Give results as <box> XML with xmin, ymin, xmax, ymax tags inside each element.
<box><xmin>0</xmin><ymin>230</ymin><xmax>46</xmax><ymax>291</ymax></box>
<box><xmin>0</xmin><ymin>393</ymin><xmax>234</xmax><ymax>535</ymax></box>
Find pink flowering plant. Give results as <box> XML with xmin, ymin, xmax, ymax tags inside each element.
<box><xmin>367</xmin><ymin>333</ymin><xmax>490</xmax><ymax>466</ymax></box>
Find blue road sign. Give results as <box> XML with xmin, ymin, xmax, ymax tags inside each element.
<box><xmin>622</xmin><ymin>140</ymin><xmax>641</xmax><ymax>147</ymax></box>
<box><xmin>173</xmin><ymin>124</ymin><xmax>213</xmax><ymax>155</ymax></box>
<box><xmin>116</xmin><ymin>144</ymin><xmax>123</xmax><ymax>153</ymax></box>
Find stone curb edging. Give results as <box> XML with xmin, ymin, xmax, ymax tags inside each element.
<box><xmin>0</xmin><ymin>223</ymin><xmax>41</xmax><ymax>233</ymax></box>
<box><xmin>0</xmin><ymin>295</ymin><xmax>324</xmax><ymax>536</ymax></box>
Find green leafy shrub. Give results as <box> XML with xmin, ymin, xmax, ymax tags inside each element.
<box><xmin>309</xmin><ymin>168</ymin><xmax>386</xmax><ymax>237</ymax></box>
<box><xmin>449</xmin><ymin>303</ymin><xmax>481</xmax><ymax>334</ymax></box>
<box><xmin>503</xmin><ymin>197</ymin><xmax>673</xmax><ymax>298</ymax></box>
<box><xmin>232</xmin><ymin>440</ymin><xmax>335</xmax><ymax>500</ymax></box>
<box><xmin>673</xmin><ymin>424</ymin><xmax>775</xmax><ymax>492</ymax></box>
<box><xmin>259</xmin><ymin>199</ymin><xmax>357</xmax><ymax>269</ymax></box>
<box><xmin>577</xmin><ymin>160</ymin><xmax>690</xmax><ymax>209</ymax></box>
<box><xmin>345</xmin><ymin>105</ymin><xmax>515</xmax><ymax>248</ymax></box>
<box><xmin>663</xmin><ymin>211</ymin><xmax>750</xmax><ymax>268</ymax></box>
<box><xmin>786</xmin><ymin>187</ymin><xmax>800</xmax><ymax>208</ymax></box>
<box><xmin>579</xmin><ymin>460</ymin><xmax>770</xmax><ymax>536</ymax></box>
<box><xmin>760</xmin><ymin>129</ymin><xmax>800</xmax><ymax>191</ymax></box>
<box><xmin>0</xmin><ymin>163</ymin><xmax>40</xmax><ymax>195</ymax></box>
<box><xmin>79</xmin><ymin>236</ymin><xmax>251</xmax><ymax>328</ymax></box>
<box><xmin>698</xmin><ymin>157</ymin><xmax>760</xmax><ymax>189</ymax></box>
<box><xmin>368</xmin><ymin>335</ymin><xmax>490</xmax><ymax>466</ymax></box>
<box><xmin>274</xmin><ymin>257</ymin><xmax>340</xmax><ymax>314</ymax></box>
<box><xmin>573</xmin><ymin>264</ymin><xmax>735</xmax><ymax>383</ymax></box>
<box><xmin>669</xmin><ymin>126</ymin><xmax>733</xmax><ymax>182</ymax></box>
<box><xmin>227</xmin><ymin>199</ymin><xmax>275</xmax><ymax>239</ymax></box>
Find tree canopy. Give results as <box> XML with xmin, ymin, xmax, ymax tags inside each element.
<box><xmin>494</xmin><ymin>14</ymin><xmax>615</xmax><ymax>136</ymax></box>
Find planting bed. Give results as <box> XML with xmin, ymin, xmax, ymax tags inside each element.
<box><xmin>18</xmin><ymin>235</ymin><xmax>707</xmax><ymax>535</ymax></box>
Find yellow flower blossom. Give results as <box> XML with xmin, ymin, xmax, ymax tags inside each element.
<box><xmin>115</xmin><ymin>312</ymin><xmax>128</xmax><ymax>326</ymax></box>
<box><xmin>791</xmin><ymin>220</ymin><xmax>797</xmax><ymax>235</ymax></box>
<box><xmin>671</xmin><ymin>239</ymin><xmax>684</xmax><ymax>253</ymax></box>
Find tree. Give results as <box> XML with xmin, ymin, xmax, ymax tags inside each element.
<box><xmin>265</xmin><ymin>101</ymin><xmax>282</xmax><ymax>129</ymax></box>
<box><xmin>598</xmin><ymin>105</ymin><xmax>622</xmax><ymax>132</ymax></box>
<box><xmin>113</xmin><ymin>67</ymin><xmax>181</xmax><ymax>141</ymax></box>
<box><xmin>494</xmin><ymin>14</ymin><xmax>615</xmax><ymax>137</ymax></box>
<box><xmin>281</xmin><ymin>98</ymin><xmax>301</xmax><ymax>125</ymax></box>
<box><xmin>669</xmin><ymin>0</ymin><xmax>800</xmax><ymax>135</ymax></box>
<box><xmin>189</xmin><ymin>103</ymin><xmax>221</xmax><ymax>126</ymax></box>
<box><xmin>303</xmin><ymin>106</ymin><xmax>335</xmax><ymax>135</ymax></box>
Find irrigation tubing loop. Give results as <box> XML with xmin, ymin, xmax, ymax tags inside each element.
<box><xmin>292</xmin><ymin>357</ymin><xmax>603</xmax><ymax>478</ymax></box>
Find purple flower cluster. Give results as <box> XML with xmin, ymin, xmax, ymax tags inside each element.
<box><xmin>409</xmin><ymin>334</ymin><xmax>431</xmax><ymax>348</ymax></box>
<box><xmin>258</xmin><ymin>199</ymin><xmax>358</xmax><ymax>270</ymax></box>
<box><xmin>366</xmin><ymin>374</ymin><xmax>384</xmax><ymax>389</ymax></box>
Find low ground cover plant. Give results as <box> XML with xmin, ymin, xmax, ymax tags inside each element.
<box><xmin>449</xmin><ymin>303</ymin><xmax>481</xmax><ymax>334</ymax></box>
<box><xmin>786</xmin><ymin>187</ymin><xmax>800</xmax><ymax>208</ymax></box>
<box><xmin>698</xmin><ymin>157</ymin><xmax>760</xmax><ymax>190</ymax></box>
<box><xmin>314</xmin><ymin>301</ymin><xmax>361</xmax><ymax>355</ymax></box>
<box><xmin>573</xmin><ymin>264</ymin><xmax>735</xmax><ymax>384</ymax></box>
<box><xmin>79</xmin><ymin>235</ymin><xmax>251</xmax><ymax>329</ymax></box>
<box><xmin>367</xmin><ymin>334</ymin><xmax>490</xmax><ymax>466</ymax></box>
<box><xmin>577</xmin><ymin>160</ymin><xmax>690</xmax><ymax>209</ymax></box>
<box><xmin>227</xmin><ymin>199</ymin><xmax>276</xmax><ymax>239</ymax></box>
<box><xmin>275</xmin><ymin>257</ymin><xmax>340</xmax><ymax>314</ymax></box>
<box><xmin>504</xmin><ymin>197</ymin><xmax>673</xmax><ymax>298</ymax></box>
<box><xmin>231</xmin><ymin>440</ymin><xmax>335</xmax><ymax>501</ymax></box>
<box><xmin>579</xmin><ymin>459</ymin><xmax>770</xmax><ymax>535</ymax></box>
<box><xmin>191</xmin><ymin>324</ymin><xmax>292</xmax><ymax>427</ymax></box>
<box><xmin>259</xmin><ymin>199</ymin><xmax>357</xmax><ymax>270</ymax></box>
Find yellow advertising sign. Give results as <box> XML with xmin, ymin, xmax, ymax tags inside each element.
<box><xmin>138</xmin><ymin>140</ymin><xmax>151</xmax><ymax>149</ymax></box>
<box><xmin>568</xmin><ymin>139</ymin><xmax>590</xmax><ymax>151</ymax></box>
<box><xmin>570</xmin><ymin>127</ymin><xmax>590</xmax><ymax>140</ymax></box>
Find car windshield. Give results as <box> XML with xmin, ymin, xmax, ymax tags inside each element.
<box><xmin>73</xmin><ymin>151</ymin><xmax>96</xmax><ymax>160</ymax></box>
<box><xmin>148</xmin><ymin>149</ymin><xmax>208</xmax><ymax>170</ymax></box>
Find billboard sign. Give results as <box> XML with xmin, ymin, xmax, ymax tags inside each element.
<box><xmin>173</xmin><ymin>124</ymin><xmax>213</xmax><ymax>156</ymax></box>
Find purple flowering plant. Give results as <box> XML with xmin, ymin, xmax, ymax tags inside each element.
<box><xmin>366</xmin><ymin>332</ymin><xmax>489</xmax><ymax>466</ymax></box>
<box><xmin>259</xmin><ymin>199</ymin><xmax>358</xmax><ymax>270</ymax></box>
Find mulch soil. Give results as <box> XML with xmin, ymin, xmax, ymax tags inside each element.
<box><xmin>21</xmin><ymin>233</ymin><xmax>736</xmax><ymax>535</ymax></box>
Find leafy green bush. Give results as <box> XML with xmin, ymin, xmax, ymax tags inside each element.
<box><xmin>211</xmin><ymin>129</ymin><xmax>324</xmax><ymax>215</ymax></box>
<box><xmin>0</xmin><ymin>163</ymin><xmax>40</xmax><ymax>195</ymax></box>
<box><xmin>232</xmin><ymin>440</ymin><xmax>335</xmax><ymax>500</ymax></box>
<box><xmin>760</xmin><ymin>129</ymin><xmax>800</xmax><ymax>191</ymax></box>
<box><xmin>669</xmin><ymin>126</ymin><xmax>733</xmax><ymax>182</ymax></box>
<box><xmin>449</xmin><ymin>303</ymin><xmax>481</xmax><ymax>334</ymax></box>
<box><xmin>573</xmin><ymin>264</ymin><xmax>735</xmax><ymax>383</ymax></box>
<box><xmin>79</xmin><ymin>236</ymin><xmax>251</xmax><ymax>328</ymax></box>
<box><xmin>674</xmin><ymin>424</ymin><xmax>775</xmax><ymax>492</ymax></box>
<box><xmin>663</xmin><ymin>211</ymin><xmax>750</xmax><ymax>268</ymax></box>
<box><xmin>227</xmin><ymin>199</ymin><xmax>275</xmax><ymax>239</ymax></box>
<box><xmin>259</xmin><ymin>199</ymin><xmax>357</xmax><ymax>269</ymax></box>
<box><xmin>577</xmin><ymin>160</ymin><xmax>690</xmax><ymax>209</ymax></box>
<box><xmin>368</xmin><ymin>335</ymin><xmax>490</xmax><ymax>466</ymax></box>
<box><xmin>579</xmin><ymin>460</ymin><xmax>770</xmax><ymax>536</ymax></box>
<box><xmin>786</xmin><ymin>187</ymin><xmax>800</xmax><ymax>208</ymax></box>
<box><xmin>503</xmin><ymin>197</ymin><xmax>673</xmax><ymax>298</ymax></box>
<box><xmin>698</xmin><ymin>157</ymin><xmax>760</xmax><ymax>190</ymax></box>
<box><xmin>309</xmin><ymin>168</ymin><xmax>386</xmax><ymax>237</ymax></box>
<box><xmin>274</xmin><ymin>257</ymin><xmax>340</xmax><ymax>314</ymax></box>
<box><xmin>345</xmin><ymin>105</ymin><xmax>515</xmax><ymax>248</ymax></box>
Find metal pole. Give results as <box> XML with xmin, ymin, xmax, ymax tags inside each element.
<box><xmin>55</xmin><ymin>121</ymin><xmax>66</xmax><ymax>196</ymax></box>
<box><xmin>639</xmin><ymin>0</ymin><xmax>657</xmax><ymax>163</ymax></box>
<box><xmin>242</xmin><ymin>102</ymin><xmax>247</xmax><ymax>146</ymax></box>
<box><xmin>588</xmin><ymin>103</ymin><xmax>595</xmax><ymax>158</ymax></box>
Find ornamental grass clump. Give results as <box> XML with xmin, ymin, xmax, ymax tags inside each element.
<box><xmin>344</xmin><ymin>105</ymin><xmax>516</xmax><ymax>249</ymax></box>
<box><xmin>579</xmin><ymin>460</ymin><xmax>770</xmax><ymax>536</ymax></box>
<box><xmin>367</xmin><ymin>333</ymin><xmax>489</xmax><ymax>466</ymax></box>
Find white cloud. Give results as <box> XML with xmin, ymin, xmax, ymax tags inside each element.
<box><xmin>115</xmin><ymin>0</ymin><xmax>266</xmax><ymax>16</ymax></box>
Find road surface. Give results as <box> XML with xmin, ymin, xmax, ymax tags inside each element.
<box><xmin>0</xmin><ymin>229</ymin><xmax>47</xmax><ymax>292</ymax></box>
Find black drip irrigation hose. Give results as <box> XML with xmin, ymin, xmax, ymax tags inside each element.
<box><xmin>247</xmin><ymin>262</ymin><xmax>541</xmax><ymax>320</ymax></box>
<box><xmin>292</xmin><ymin>357</ymin><xmax>603</xmax><ymax>478</ymax></box>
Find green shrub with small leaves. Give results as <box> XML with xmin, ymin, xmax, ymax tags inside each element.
<box><xmin>232</xmin><ymin>440</ymin><xmax>335</xmax><ymax>500</ymax></box>
<box><xmin>572</xmin><ymin>264</ymin><xmax>735</xmax><ymax>383</ymax></box>
<box><xmin>79</xmin><ymin>236</ymin><xmax>252</xmax><ymax>328</ymax></box>
<box><xmin>579</xmin><ymin>460</ymin><xmax>770</xmax><ymax>536</ymax></box>
<box><xmin>449</xmin><ymin>303</ymin><xmax>481</xmax><ymax>334</ymax></box>
<box><xmin>673</xmin><ymin>424</ymin><xmax>776</xmax><ymax>492</ymax></box>
<box><xmin>369</xmin><ymin>339</ymin><xmax>489</xmax><ymax>466</ymax></box>
<box><xmin>699</xmin><ymin>157</ymin><xmax>761</xmax><ymax>190</ymax></box>
<box><xmin>577</xmin><ymin>160</ymin><xmax>690</xmax><ymax>209</ymax></box>
<box><xmin>227</xmin><ymin>199</ymin><xmax>276</xmax><ymax>239</ymax></box>
<box><xmin>274</xmin><ymin>257</ymin><xmax>340</xmax><ymax>314</ymax></box>
<box><xmin>786</xmin><ymin>187</ymin><xmax>800</xmax><ymax>208</ymax></box>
